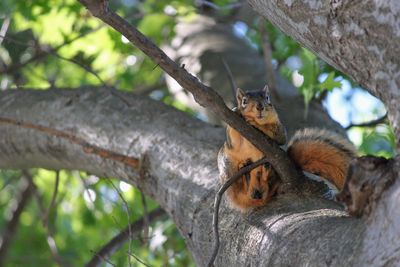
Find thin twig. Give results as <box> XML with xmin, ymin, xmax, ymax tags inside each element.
<box><xmin>0</xmin><ymin>174</ymin><xmax>34</xmax><ymax>266</ymax></box>
<box><xmin>49</xmin><ymin>52</ymin><xmax>108</xmax><ymax>87</ymax></box>
<box><xmin>0</xmin><ymin>17</ymin><xmax>11</xmax><ymax>46</ymax></box>
<box><xmin>0</xmin><ymin>25</ymin><xmax>103</xmax><ymax>75</ymax></box>
<box><xmin>345</xmin><ymin>113</ymin><xmax>388</xmax><ymax>130</ymax></box>
<box><xmin>221</xmin><ymin>57</ymin><xmax>237</xmax><ymax>103</ymax></box>
<box><xmin>0</xmin><ymin>11</ymin><xmax>145</xmax><ymax>76</ymax></box>
<box><xmin>0</xmin><ymin>175</ymin><xmax>15</xmax><ymax>193</ymax></box>
<box><xmin>44</xmin><ymin>171</ymin><xmax>60</xmax><ymax>227</ymax></box>
<box><xmin>133</xmin><ymin>80</ymin><xmax>165</xmax><ymax>95</ymax></box>
<box><xmin>207</xmin><ymin>157</ymin><xmax>271</xmax><ymax>267</ymax></box>
<box><xmin>88</xmin><ymin>252</ymin><xmax>117</xmax><ymax>267</ymax></box>
<box><xmin>85</xmin><ymin>208</ymin><xmax>165</xmax><ymax>267</ymax></box>
<box><xmin>107</xmin><ymin>180</ymin><xmax>133</xmax><ymax>267</ymax></box>
<box><xmin>139</xmin><ymin>189</ymin><xmax>149</xmax><ymax>244</ymax></box>
<box><xmin>258</xmin><ymin>20</ymin><xmax>280</xmax><ymax>100</ymax></box>
<box><xmin>126</xmin><ymin>251</ymin><xmax>152</xmax><ymax>267</ymax></box>
<box><xmin>195</xmin><ymin>0</ymin><xmax>243</xmax><ymax>10</ymax></box>
<box><xmin>30</xmin><ymin>172</ymin><xmax>68</xmax><ymax>267</ymax></box>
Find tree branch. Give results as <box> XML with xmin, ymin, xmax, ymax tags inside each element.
<box><xmin>86</xmin><ymin>208</ymin><xmax>165</xmax><ymax>267</ymax></box>
<box><xmin>32</xmin><ymin>178</ymin><xmax>68</xmax><ymax>267</ymax></box>
<box><xmin>0</xmin><ymin>175</ymin><xmax>34</xmax><ymax>266</ymax></box>
<box><xmin>0</xmin><ymin>117</ymin><xmax>139</xmax><ymax>169</ymax></box>
<box><xmin>78</xmin><ymin>0</ymin><xmax>302</xmax><ymax>186</ymax></box>
<box><xmin>0</xmin><ymin>26</ymin><xmax>103</xmax><ymax>76</ymax></box>
<box><xmin>43</xmin><ymin>171</ymin><xmax>60</xmax><ymax>227</ymax></box>
<box><xmin>208</xmin><ymin>157</ymin><xmax>271</xmax><ymax>267</ymax></box>
<box><xmin>258</xmin><ymin>20</ymin><xmax>279</xmax><ymax>100</ymax></box>
<box><xmin>345</xmin><ymin>113</ymin><xmax>388</xmax><ymax>130</ymax></box>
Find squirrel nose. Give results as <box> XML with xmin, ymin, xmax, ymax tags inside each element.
<box><xmin>251</xmin><ymin>189</ymin><xmax>263</xmax><ymax>200</ymax></box>
<box><xmin>256</xmin><ymin>103</ymin><xmax>264</xmax><ymax>111</ymax></box>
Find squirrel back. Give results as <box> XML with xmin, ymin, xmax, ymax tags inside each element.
<box><xmin>287</xmin><ymin>128</ymin><xmax>357</xmax><ymax>189</ymax></box>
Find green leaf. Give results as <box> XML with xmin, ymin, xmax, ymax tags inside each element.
<box><xmin>318</xmin><ymin>72</ymin><xmax>342</xmax><ymax>91</ymax></box>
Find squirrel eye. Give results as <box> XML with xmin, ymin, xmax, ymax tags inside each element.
<box><xmin>265</xmin><ymin>95</ymin><xmax>270</xmax><ymax>103</ymax></box>
<box><xmin>241</xmin><ymin>97</ymin><xmax>248</xmax><ymax>107</ymax></box>
<box><xmin>264</xmin><ymin>162</ymin><xmax>271</xmax><ymax>169</ymax></box>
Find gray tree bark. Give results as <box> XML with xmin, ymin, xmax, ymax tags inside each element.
<box><xmin>0</xmin><ymin>89</ymin><xmax>399</xmax><ymax>266</ymax></box>
<box><xmin>247</xmin><ymin>0</ymin><xmax>400</xmax><ymax>151</ymax></box>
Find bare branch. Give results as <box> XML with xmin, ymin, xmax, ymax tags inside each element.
<box><xmin>133</xmin><ymin>80</ymin><xmax>166</xmax><ymax>95</ymax></box>
<box><xmin>107</xmin><ymin>180</ymin><xmax>133</xmax><ymax>267</ymax></box>
<box><xmin>49</xmin><ymin>52</ymin><xmax>108</xmax><ymax>87</ymax></box>
<box><xmin>258</xmin><ymin>20</ymin><xmax>279</xmax><ymax>100</ymax></box>
<box><xmin>345</xmin><ymin>113</ymin><xmax>388</xmax><ymax>130</ymax></box>
<box><xmin>125</xmin><ymin>251</ymin><xmax>152</xmax><ymax>267</ymax></box>
<box><xmin>139</xmin><ymin>190</ymin><xmax>149</xmax><ymax>244</ymax></box>
<box><xmin>207</xmin><ymin>157</ymin><xmax>271</xmax><ymax>267</ymax></box>
<box><xmin>0</xmin><ymin>175</ymin><xmax>34</xmax><ymax>266</ymax></box>
<box><xmin>195</xmin><ymin>0</ymin><xmax>243</xmax><ymax>11</ymax></box>
<box><xmin>0</xmin><ymin>17</ymin><xmax>11</xmax><ymax>46</ymax></box>
<box><xmin>0</xmin><ymin>25</ymin><xmax>103</xmax><ymax>75</ymax></box>
<box><xmin>221</xmin><ymin>57</ymin><xmax>237</xmax><ymax>102</ymax></box>
<box><xmin>78</xmin><ymin>0</ymin><xmax>302</xmax><ymax>186</ymax></box>
<box><xmin>0</xmin><ymin>117</ymin><xmax>139</xmax><ymax>169</ymax></box>
<box><xmin>43</xmin><ymin>171</ymin><xmax>60</xmax><ymax>227</ymax></box>
<box><xmin>85</xmin><ymin>208</ymin><xmax>165</xmax><ymax>267</ymax></box>
<box><xmin>30</xmin><ymin>171</ymin><xmax>69</xmax><ymax>267</ymax></box>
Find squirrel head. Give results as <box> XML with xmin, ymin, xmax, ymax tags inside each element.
<box><xmin>236</xmin><ymin>85</ymin><xmax>277</xmax><ymax>125</ymax></box>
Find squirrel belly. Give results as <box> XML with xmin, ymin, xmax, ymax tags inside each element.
<box><xmin>217</xmin><ymin>86</ymin><xmax>286</xmax><ymax>211</ymax></box>
<box><xmin>287</xmin><ymin>128</ymin><xmax>357</xmax><ymax>190</ymax></box>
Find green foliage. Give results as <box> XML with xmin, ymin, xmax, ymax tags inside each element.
<box><xmin>0</xmin><ymin>170</ymin><xmax>194</xmax><ymax>266</ymax></box>
<box><xmin>297</xmin><ymin>48</ymin><xmax>342</xmax><ymax>108</ymax></box>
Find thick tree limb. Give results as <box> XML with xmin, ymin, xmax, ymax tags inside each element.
<box><xmin>2</xmin><ymin>88</ymin><xmax>399</xmax><ymax>266</ymax></box>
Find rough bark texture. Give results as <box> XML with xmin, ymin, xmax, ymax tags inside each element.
<box><xmin>247</xmin><ymin>0</ymin><xmax>400</xmax><ymax>151</ymax></box>
<box><xmin>1</xmin><ymin>89</ymin><xmax>399</xmax><ymax>266</ymax></box>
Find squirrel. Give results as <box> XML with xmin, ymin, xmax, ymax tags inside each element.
<box><xmin>217</xmin><ymin>85</ymin><xmax>357</xmax><ymax>211</ymax></box>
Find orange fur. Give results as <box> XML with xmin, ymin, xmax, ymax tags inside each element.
<box><xmin>287</xmin><ymin>128</ymin><xmax>356</xmax><ymax>189</ymax></box>
<box><xmin>226</xmin><ymin>164</ymin><xmax>279</xmax><ymax>211</ymax></box>
<box><xmin>218</xmin><ymin>87</ymin><xmax>286</xmax><ymax>211</ymax></box>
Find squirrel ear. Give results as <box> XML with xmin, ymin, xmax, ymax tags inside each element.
<box><xmin>262</xmin><ymin>84</ymin><xmax>270</xmax><ymax>96</ymax></box>
<box><xmin>236</xmin><ymin>88</ymin><xmax>245</xmax><ymax>104</ymax></box>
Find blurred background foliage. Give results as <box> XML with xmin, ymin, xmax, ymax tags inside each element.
<box><xmin>0</xmin><ymin>0</ymin><xmax>395</xmax><ymax>266</ymax></box>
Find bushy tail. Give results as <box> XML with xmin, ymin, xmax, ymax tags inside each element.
<box><xmin>287</xmin><ymin>128</ymin><xmax>356</xmax><ymax>189</ymax></box>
